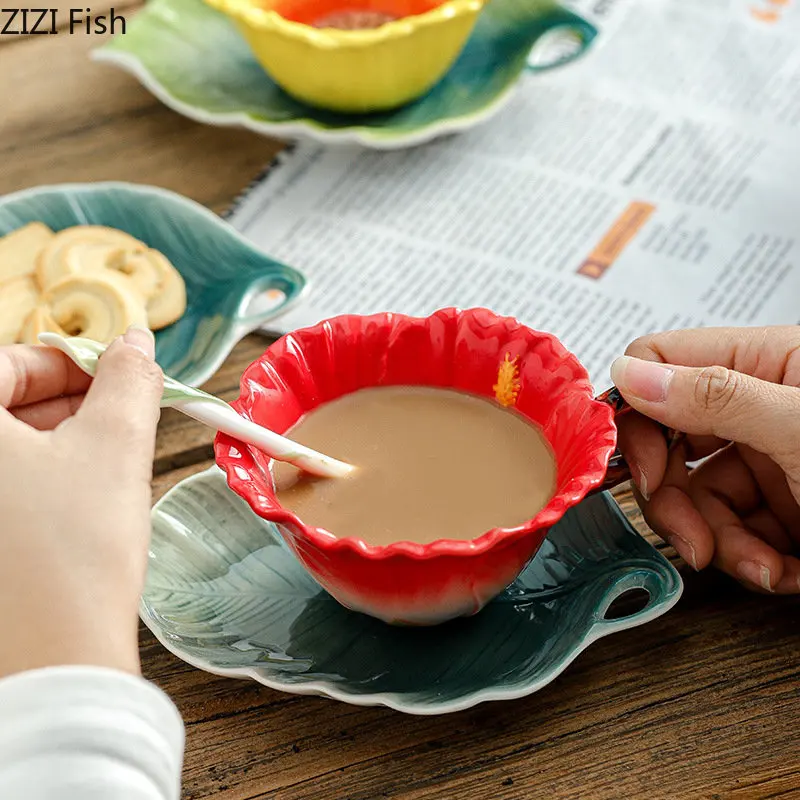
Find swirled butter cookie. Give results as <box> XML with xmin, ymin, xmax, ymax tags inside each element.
<box><xmin>44</xmin><ymin>272</ymin><xmax>149</xmax><ymax>343</ymax></box>
<box><xmin>37</xmin><ymin>226</ymin><xmax>146</xmax><ymax>290</ymax></box>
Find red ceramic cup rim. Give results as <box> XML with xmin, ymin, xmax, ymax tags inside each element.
<box><xmin>214</xmin><ymin>308</ymin><xmax>618</xmax><ymax>561</ymax></box>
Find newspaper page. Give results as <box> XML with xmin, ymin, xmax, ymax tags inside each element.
<box><xmin>227</xmin><ymin>0</ymin><xmax>800</xmax><ymax>390</ymax></box>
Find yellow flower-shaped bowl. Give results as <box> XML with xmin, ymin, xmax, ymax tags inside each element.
<box><xmin>202</xmin><ymin>0</ymin><xmax>486</xmax><ymax>113</ymax></box>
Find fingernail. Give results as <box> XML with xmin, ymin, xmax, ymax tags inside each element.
<box><xmin>664</xmin><ymin>533</ymin><xmax>698</xmax><ymax>571</ymax></box>
<box><xmin>611</xmin><ymin>356</ymin><xmax>674</xmax><ymax>403</ymax></box>
<box><xmin>123</xmin><ymin>325</ymin><xmax>155</xmax><ymax>358</ymax></box>
<box><xmin>737</xmin><ymin>561</ymin><xmax>773</xmax><ymax>592</ymax></box>
<box><xmin>634</xmin><ymin>466</ymin><xmax>650</xmax><ymax>501</ymax></box>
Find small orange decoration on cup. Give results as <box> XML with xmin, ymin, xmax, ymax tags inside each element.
<box><xmin>493</xmin><ymin>353</ymin><xmax>520</xmax><ymax>407</ymax></box>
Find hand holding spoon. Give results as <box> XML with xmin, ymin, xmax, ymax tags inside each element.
<box><xmin>39</xmin><ymin>333</ymin><xmax>355</xmax><ymax>479</ymax></box>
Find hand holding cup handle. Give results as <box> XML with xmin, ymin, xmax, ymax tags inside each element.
<box><xmin>593</xmin><ymin>386</ymin><xmax>685</xmax><ymax>495</ymax></box>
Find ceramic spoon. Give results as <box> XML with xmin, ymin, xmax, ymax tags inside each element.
<box><xmin>39</xmin><ymin>332</ymin><xmax>355</xmax><ymax>479</ymax></box>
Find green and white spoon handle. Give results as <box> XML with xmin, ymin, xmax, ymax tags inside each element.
<box><xmin>39</xmin><ymin>333</ymin><xmax>354</xmax><ymax>479</ymax></box>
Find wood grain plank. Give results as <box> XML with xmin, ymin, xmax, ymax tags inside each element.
<box><xmin>136</xmin><ymin>570</ymin><xmax>799</xmax><ymax>800</ymax></box>
<box><xmin>0</xmin><ymin>21</ymin><xmax>283</xmax><ymax>211</ymax></box>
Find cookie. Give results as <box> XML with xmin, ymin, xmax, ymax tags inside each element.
<box><xmin>2</xmin><ymin>222</ymin><xmax>188</xmax><ymax>345</ymax></box>
<box><xmin>132</xmin><ymin>249</ymin><xmax>187</xmax><ymax>329</ymax></box>
<box><xmin>44</xmin><ymin>271</ymin><xmax>149</xmax><ymax>344</ymax></box>
<box><xmin>0</xmin><ymin>222</ymin><xmax>55</xmax><ymax>283</ymax></box>
<box><xmin>19</xmin><ymin>305</ymin><xmax>65</xmax><ymax>345</ymax></box>
<box><xmin>104</xmin><ymin>247</ymin><xmax>161</xmax><ymax>301</ymax></box>
<box><xmin>37</xmin><ymin>225</ymin><xmax>146</xmax><ymax>290</ymax></box>
<box><xmin>0</xmin><ymin>276</ymin><xmax>40</xmax><ymax>345</ymax></box>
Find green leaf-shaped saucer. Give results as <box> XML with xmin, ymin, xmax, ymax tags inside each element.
<box><xmin>143</xmin><ymin>467</ymin><xmax>682</xmax><ymax>714</ymax></box>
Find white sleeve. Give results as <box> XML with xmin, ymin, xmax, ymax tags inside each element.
<box><xmin>0</xmin><ymin>665</ymin><xmax>185</xmax><ymax>800</ymax></box>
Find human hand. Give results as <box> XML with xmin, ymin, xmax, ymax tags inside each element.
<box><xmin>611</xmin><ymin>326</ymin><xmax>800</xmax><ymax>595</ymax></box>
<box><xmin>0</xmin><ymin>328</ymin><xmax>163</xmax><ymax>678</ymax></box>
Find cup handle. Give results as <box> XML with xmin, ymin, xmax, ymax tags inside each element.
<box><xmin>525</xmin><ymin>8</ymin><xmax>598</xmax><ymax>73</ymax></box>
<box><xmin>234</xmin><ymin>265</ymin><xmax>307</xmax><ymax>331</ymax></box>
<box><xmin>590</xmin><ymin>386</ymin><xmax>685</xmax><ymax>495</ymax></box>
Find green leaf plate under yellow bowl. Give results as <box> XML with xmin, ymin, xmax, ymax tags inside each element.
<box><xmin>93</xmin><ymin>0</ymin><xmax>598</xmax><ymax>149</ymax></box>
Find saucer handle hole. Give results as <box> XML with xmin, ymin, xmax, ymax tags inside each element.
<box><xmin>603</xmin><ymin>588</ymin><xmax>651</xmax><ymax>620</ymax></box>
<box><xmin>528</xmin><ymin>29</ymin><xmax>582</xmax><ymax>68</ymax></box>
<box><xmin>245</xmin><ymin>288</ymin><xmax>287</xmax><ymax>318</ymax></box>
<box><xmin>238</xmin><ymin>286</ymin><xmax>292</xmax><ymax>329</ymax></box>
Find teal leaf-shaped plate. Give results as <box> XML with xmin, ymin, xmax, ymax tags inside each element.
<box><xmin>0</xmin><ymin>183</ymin><xmax>306</xmax><ymax>387</ymax></box>
<box><xmin>144</xmin><ymin>467</ymin><xmax>682</xmax><ymax>714</ymax></box>
<box><xmin>92</xmin><ymin>0</ymin><xmax>597</xmax><ymax>149</ymax></box>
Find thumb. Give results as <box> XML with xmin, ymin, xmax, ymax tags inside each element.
<box><xmin>75</xmin><ymin>327</ymin><xmax>163</xmax><ymax>459</ymax></box>
<box><xmin>610</xmin><ymin>355</ymin><xmax>800</xmax><ymax>463</ymax></box>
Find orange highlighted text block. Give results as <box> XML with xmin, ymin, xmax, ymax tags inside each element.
<box><xmin>577</xmin><ymin>201</ymin><xmax>656</xmax><ymax>280</ymax></box>
<box><xmin>750</xmin><ymin>7</ymin><xmax>780</xmax><ymax>21</ymax></box>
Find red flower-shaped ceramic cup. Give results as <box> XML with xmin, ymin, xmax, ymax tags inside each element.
<box><xmin>215</xmin><ymin>307</ymin><xmax>636</xmax><ymax>626</ymax></box>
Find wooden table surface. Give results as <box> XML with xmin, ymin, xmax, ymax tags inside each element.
<box><xmin>2</xmin><ymin>8</ymin><xmax>799</xmax><ymax>799</ymax></box>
